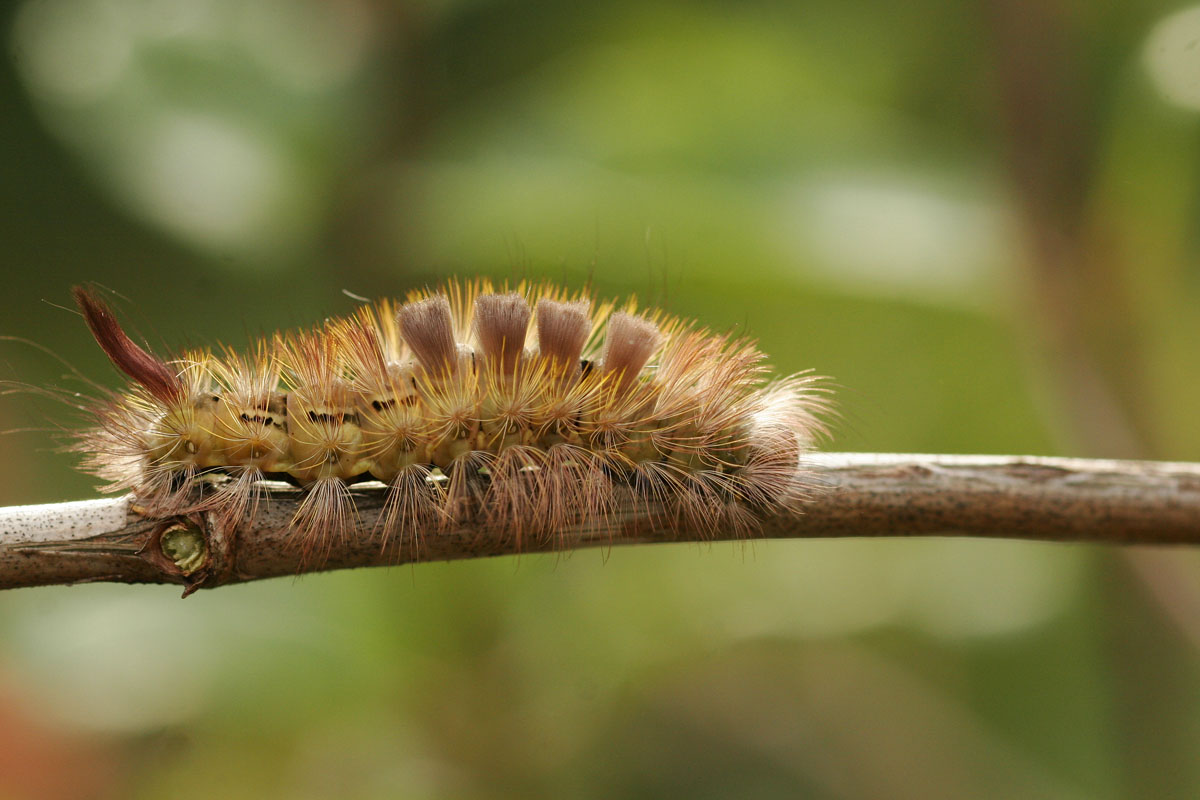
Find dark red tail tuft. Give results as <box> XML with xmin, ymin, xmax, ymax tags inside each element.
<box><xmin>73</xmin><ymin>287</ymin><xmax>182</xmax><ymax>404</ymax></box>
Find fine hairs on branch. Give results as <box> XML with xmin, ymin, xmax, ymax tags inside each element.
<box><xmin>70</xmin><ymin>280</ymin><xmax>832</xmax><ymax>567</ymax></box>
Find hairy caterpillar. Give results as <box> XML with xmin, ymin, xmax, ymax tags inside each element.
<box><xmin>72</xmin><ymin>280</ymin><xmax>829</xmax><ymax>563</ymax></box>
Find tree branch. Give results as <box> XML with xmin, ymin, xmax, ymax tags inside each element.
<box><xmin>2</xmin><ymin>453</ymin><xmax>1198</xmax><ymax>595</ymax></box>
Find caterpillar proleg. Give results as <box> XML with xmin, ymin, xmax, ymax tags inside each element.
<box><xmin>72</xmin><ymin>280</ymin><xmax>830</xmax><ymax>563</ymax></box>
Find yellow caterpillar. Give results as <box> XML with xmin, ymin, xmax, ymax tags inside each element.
<box><xmin>73</xmin><ymin>280</ymin><xmax>829</xmax><ymax>561</ymax></box>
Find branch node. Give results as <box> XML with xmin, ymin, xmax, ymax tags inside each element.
<box><xmin>138</xmin><ymin>513</ymin><xmax>221</xmax><ymax>597</ymax></box>
<box><xmin>160</xmin><ymin>522</ymin><xmax>207</xmax><ymax>575</ymax></box>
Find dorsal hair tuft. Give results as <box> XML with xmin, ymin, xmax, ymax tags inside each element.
<box><xmin>397</xmin><ymin>294</ymin><xmax>458</xmax><ymax>377</ymax></box>
<box><xmin>473</xmin><ymin>292</ymin><xmax>531</xmax><ymax>375</ymax></box>
<box><xmin>601</xmin><ymin>312</ymin><xmax>663</xmax><ymax>390</ymax></box>
<box><xmin>72</xmin><ymin>286</ymin><xmax>182</xmax><ymax>404</ymax></box>
<box><xmin>535</xmin><ymin>298</ymin><xmax>591</xmax><ymax>372</ymax></box>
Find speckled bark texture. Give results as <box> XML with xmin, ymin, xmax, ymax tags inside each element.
<box><xmin>1</xmin><ymin>453</ymin><xmax>1198</xmax><ymax>595</ymax></box>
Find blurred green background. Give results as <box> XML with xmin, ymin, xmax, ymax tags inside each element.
<box><xmin>3</xmin><ymin>1</ymin><xmax>1200</xmax><ymax>798</ymax></box>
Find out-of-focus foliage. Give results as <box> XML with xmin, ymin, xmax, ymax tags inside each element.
<box><xmin>2</xmin><ymin>1</ymin><xmax>1199</xmax><ymax>798</ymax></box>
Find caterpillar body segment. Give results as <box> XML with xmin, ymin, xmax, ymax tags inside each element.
<box><xmin>73</xmin><ymin>280</ymin><xmax>830</xmax><ymax>560</ymax></box>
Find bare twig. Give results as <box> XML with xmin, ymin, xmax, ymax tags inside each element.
<box><xmin>1</xmin><ymin>453</ymin><xmax>1197</xmax><ymax>595</ymax></box>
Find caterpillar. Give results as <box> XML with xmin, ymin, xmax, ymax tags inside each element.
<box><xmin>71</xmin><ymin>280</ymin><xmax>830</xmax><ymax>563</ymax></box>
